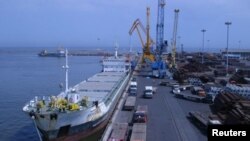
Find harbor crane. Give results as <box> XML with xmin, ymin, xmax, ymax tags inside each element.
<box><xmin>156</xmin><ymin>0</ymin><xmax>166</xmax><ymax>55</ymax></box>
<box><xmin>170</xmin><ymin>9</ymin><xmax>180</xmax><ymax>69</ymax></box>
<box><xmin>129</xmin><ymin>7</ymin><xmax>155</xmax><ymax>63</ymax></box>
<box><xmin>129</xmin><ymin>1</ymin><xmax>167</xmax><ymax>78</ymax></box>
<box><xmin>151</xmin><ymin>0</ymin><xmax>167</xmax><ymax>78</ymax></box>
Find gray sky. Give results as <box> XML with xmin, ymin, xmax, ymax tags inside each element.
<box><xmin>0</xmin><ymin>0</ymin><xmax>249</xmax><ymax>52</ymax></box>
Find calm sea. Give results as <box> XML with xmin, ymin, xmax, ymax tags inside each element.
<box><xmin>0</xmin><ymin>47</ymin><xmax>102</xmax><ymax>141</ymax></box>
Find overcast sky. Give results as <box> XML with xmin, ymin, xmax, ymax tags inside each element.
<box><xmin>0</xmin><ymin>0</ymin><xmax>249</xmax><ymax>52</ymax></box>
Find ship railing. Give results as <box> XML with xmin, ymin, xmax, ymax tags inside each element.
<box><xmin>27</xmin><ymin>96</ymin><xmax>52</xmax><ymax>106</ymax></box>
<box><xmin>25</xmin><ymin>95</ymin><xmax>95</xmax><ymax>114</ymax></box>
<box><xmin>24</xmin><ymin>96</ymin><xmax>52</xmax><ymax>112</ymax></box>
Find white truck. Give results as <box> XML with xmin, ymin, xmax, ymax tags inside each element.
<box><xmin>144</xmin><ymin>86</ymin><xmax>153</xmax><ymax>98</ymax></box>
<box><xmin>129</xmin><ymin>81</ymin><xmax>137</xmax><ymax>96</ymax></box>
<box><xmin>172</xmin><ymin>87</ymin><xmax>181</xmax><ymax>94</ymax></box>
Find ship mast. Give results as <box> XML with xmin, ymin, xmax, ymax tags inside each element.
<box><xmin>63</xmin><ymin>49</ymin><xmax>69</xmax><ymax>94</ymax></box>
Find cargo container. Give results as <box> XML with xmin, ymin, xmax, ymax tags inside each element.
<box><xmin>123</xmin><ymin>96</ymin><xmax>136</xmax><ymax>111</ymax></box>
<box><xmin>130</xmin><ymin>123</ymin><xmax>146</xmax><ymax>141</ymax></box>
<box><xmin>108</xmin><ymin>123</ymin><xmax>128</xmax><ymax>141</ymax></box>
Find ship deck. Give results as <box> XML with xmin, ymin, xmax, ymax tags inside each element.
<box><xmin>69</xmin><ymin>72</ymin><xmax>126</xmax><ymax>102</ymax></box>
<box><xmin>23</xmin><ymin>72</ymin><xmax>127</xmax><ymax>114</ymax></box>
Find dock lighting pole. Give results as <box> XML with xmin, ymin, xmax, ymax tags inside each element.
<box><xmin>207</xmin><ymin>40</ymin><xmax>210</xmax><ymax>53</ymax></box>
<box><xmin>225</xmin><ymin>22</ymin><xmax>232</xmax><ymax>76</ymax></box>
<box><xmin>201</xmin><ymin>29</ymin><xmax>206</xmax><ymax>64</ymax></box>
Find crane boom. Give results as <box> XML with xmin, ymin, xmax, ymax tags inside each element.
<box><xmin>171</xmin><ymin>9</ymin><xmax>180</xmax><ymax>68</ymax></box>
<box><xmin>145</xmin><ymin>7</ymin><xmax>152</xmax><ymax>56</ymax></box>
<box><xmin>129</xmin><ymin>19</ymin><xmax>145</xmax><ymax>48</ymax></box>
<box><xmin>129</xmin><ymin>19</ymin><xmax>155</xmax><ymax>46</ymax></box>
<box><xmin>129</xmin><ymin>7</ymin><xmax>155</xmax><ymax>63</ymax></box>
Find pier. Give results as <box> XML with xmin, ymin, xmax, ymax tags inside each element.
<box><xmin>38</xmin><ymin>49</ymin><xmax>116</xmax><ymax>57</ymax></box>
<box><xmin>100</xmin><ymin>57</ymin><xmax>210</xmax><ymax>141</ymax></box>
<box><xmin>69</xmin><ymin>50</ymin><xmax>113</xmax><ymax>56</ymax></box>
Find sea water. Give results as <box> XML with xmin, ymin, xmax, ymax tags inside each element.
<box><xmin>0</xmin><ymin>47</ymin><xmax>102</xmax><ymax>141</ymax></box>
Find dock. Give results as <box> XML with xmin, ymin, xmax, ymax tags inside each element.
<box><xmin>100</xmin><ymin>59</ymin><xmax>210</xmax><ymax>141</ymax></box>
<box><xmin>38</xmin><ymin>50</ymin><xmax>117</xmax><ymax>57</ymax></box>
<box><xmin>69</xmin><ymin>50</ymin><xmax>113</xmax><ymax>56</ymax></box>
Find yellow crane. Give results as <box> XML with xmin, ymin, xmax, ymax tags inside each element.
<box><xmin>129</xmin><ymin>7</ymin><xmax>155</xmax><ymax>63</ymax></box>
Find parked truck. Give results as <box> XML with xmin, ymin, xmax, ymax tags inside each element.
<box><xmin>188</xmin><ymin>111</ymin><xmax>221</xmax><ymax>131</ymax></box>
<box><xmin>174</xmin><ymin>86</ymin><xmax>212</xmax><ymax>103</ymax></box>
<box><xmin>130</xmin><ymin>123</ymin><xmax>147</xmax><ymax>141</ymax></box>
<box><xmin>133</xmin><ymin>105</ymin><xmax>148</xmax><ymax>123</ymax></box>
<box><xmin>108</xmin><ymin>123</ymin><xmax>128</xmax><ymax>141</ymax></box>
<box><xmin>174</xmin><ymin>91</ymin><xmax>212</xmax><ymax>103</ymax></box>
<box><xmin>176</xmin><ymin>92</ymin><xmax>212</xmax><ymax>102</ymax></box>
<box><xmin>123</xmin><ymin>96</ymin><xmax>136</xmax><ymax>111</ymax></box>
<box><xmin>129</xmin><ymin>81</ymin><xmax>137</xmax><ymax>96</ymax></box>
<box><xmin>191</xmin><ymin>86</ymin><xmax>206</xmax><ymax>97</ymax></box>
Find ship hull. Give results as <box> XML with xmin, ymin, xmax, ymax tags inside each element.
<box><xmin>36</xmin><ymin>72</ymin><xmax>131</xmax><ymax>141</ymax></box>
<box><xmin>41</xmin><ymin>112</ymin><xmax>109</xmax><ymax>141</ymax></box>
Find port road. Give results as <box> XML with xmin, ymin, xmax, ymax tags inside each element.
<box><xmin>135</xmin><ymin>73</ymin><xmax>209</xmax><ymax>141</ymax></box>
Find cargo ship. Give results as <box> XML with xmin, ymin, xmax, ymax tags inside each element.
<box><xmin>38</xmin><ymin>48</ymin><xmax>66</xmax><ymax>57</ymax></box>
<box><xmin>23</xmin><ymin>47</ymin><xmax>131</xmax><ymax>141</ymax></box>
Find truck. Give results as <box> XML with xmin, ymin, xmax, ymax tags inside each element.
<box><xmin>159</xmin><ymin>80</ymin><xmax>178</xmax><ymax>86</ymax></box>
<box><xmin>129</xmin><ymin>81</ymin><xmax>137</xmax><ymax>96</ymax></box>
<box><xmin>174</xmin><ymin>90</ymin><xmax>212</xmax><ymax>103</ymax></box>
<box><xmin>130</xmin><ymin>123</ymin><xmax>147</xmax><ymax>141</ymax></box>
<box><xmin>174</xmin><ymin>92</ymin><xmax>205</xmax><ymax>102</ymax></box>
<box><xmin>172</xmin><ymin>87</ymin><xmax>181</xmax><ymax>94</ymax></box>
<box><xmin>188</xmin><ymin>111</ymin><xmax>221</xmax><ymax>131</ymax></box>
<box><xmin>178</xmin><ymin>84</ymin><xmax>192</xmax><ymax>91</ymax></box>
<box><xmin>172</xmin><ymin>84</ymin><xmax>192</xmax><ymax>94</ymax></box>
<box><xmin>133</xmin><ymin>105</ymin><xmax>148</xmax><ymax>123</ymax></box>
<box><xmin>191</xmin><ymin>86</ymin><xmax>206</xmax><ymax>97</ymax></box>
<box><xmin>123</xmin><ymin>96</ymin><xmax>136</xmax><ymax>111</ymax></box>
<box><xmin>108</xmin><ymin>123</ymin><xmax>128</xmax><ymax>141</ymax></box>
<box><xmin>143</xmin><ymin>86</ymin><xmax>153</xmax><ymax>98</ymax></box>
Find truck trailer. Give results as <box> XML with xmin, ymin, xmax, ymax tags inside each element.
<box><xmin>123</xmin><ymin>96</ymin><xmax>136</xmax><ymax>111</ymax></box>
<box><xmin>130</xmin><ymin>123</ymin><xmax>147</xmax><ymax>141</ymax></box>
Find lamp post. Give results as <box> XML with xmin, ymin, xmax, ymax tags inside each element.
<box><xmin>225</xmin><ymin>22</ymin><xmax>232</xmax><ymax>76</ymax></box>
<box><xmin>201</xmin><ymin>29</ymin><xmax>206</xmax><ymax>64</ymax></box>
